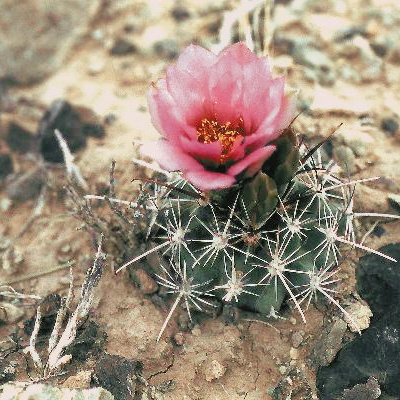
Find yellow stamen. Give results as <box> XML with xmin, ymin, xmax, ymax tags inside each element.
<box><xmin>197</xmin><ymin>117</ymin><xmax>245</xmax><ymax>163</ymax></box>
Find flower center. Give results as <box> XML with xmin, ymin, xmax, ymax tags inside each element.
<box><xmin>197</xmin><ymin>117</ymin><xmax>245</xmax><ymax>163</ymax></box>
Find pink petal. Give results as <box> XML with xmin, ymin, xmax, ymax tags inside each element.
<box><xmin>166</xmin><ymin>45</ymin><xmax>217</xmax><ymax>126</ymax></box>
<box><xmin>228</xmin><ymin>145</ymin><xmax>276</xmax><ymax>177</ymax></box>
<box><xmin>148</xmin><ymin>81</ymin><xmax>194</xmax><ymax>144</ymax></box>
<box><xmin>140</xmin><ymin>140</ymin><xmax>203</xmax><ymax>172</ymax></box>
<box><xmin>217</xmin><ymin>42</ymin><xmax>259</xmax><ymax>64</ymax></box>
<box><xmin>208</xmin><ymin>66</ymin><xmax>244</xmax><ymax>124</ymax></box>
<box><xmin>184</xmin><ymin>170</ymin><xmax>236</xmax><ymax>191</ymax></box>
<box><xmin>179</xmin><ymin>135</ymin><xmax>222</xmax><ymax>164</ymax></box>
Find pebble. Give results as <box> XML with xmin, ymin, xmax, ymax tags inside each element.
<box><xmin>204</xmin><ymin>360</ymin><xmax>226</xmax><ymax>382</ymax></box>
<box><xmin>344</xmin><ymin>302</ymin><xmax>373</xmax><ymax>332</ymax></box>
<box><xmin>110</xmin><ymin>37</ymin><xmax>138</xmax><ymax>56</ymax></box>
<box><xmin>291</xmin><ymin>330</ymin><xmax>305</xmax><ymax>348</ymax></box>
<box><xmin>38</xmin><ymin>100</ymin><xmax>86</xmax><ymax>163</ymax></box>
<box><xmin>135</xmin><ymin>269</ymin><xmax>158</xmax><ymax>294</ymax></box>
<box><xmin>333</xmin><ymin>145</ymin><xmax>356</xmax><ymax>175</ymax></box>
<box><xmin>0</xmin><ymin>302</ymin><xmax>25</xmax><ymax>323</ymax></box>
<box><xmin>0</xmin><ymin>383</ymin><xmax>114</xmax><ymax>400</ymax></box>
<box><xmin>289</xmin><ymin>347</ymin><xmax>299</xmax><ymax>360</ymax></box>
<box><xmin>381</xmin><ymin>117</ymin><xmax>399</xmax><ymax>136</ymax></box>
<box><xmin>0</xmin><ymin>153</ymin><xmax>13</xmax><ymax>180</ymax></box>
<box><xmin>0</xmin><ymin>0</ymin><xmax>102</xmax><ymax>84</ymax></box>
<box><xmin>173</xmin><ymin>332</ymin><xmax>185</xmax><ymax>346</ymax></box>
<box><xmin>6</xmin><ymin>168</ymin><xmax>47</xmax><ymax>201</ymax></box>
<box><xmin>5</xmin><ymin>122</ymin><xmax>35</xmax><ymax>154</ymax></box>
<box><xmin>61</xmin><ymin>370</ymin><xmax>92</xmax><ymax>389</ymax></box>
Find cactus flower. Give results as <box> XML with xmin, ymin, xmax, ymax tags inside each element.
<box><xmin>141</xmin><ymin>42</ymin><xmax>295</xmax><ymax>191</ymax></box>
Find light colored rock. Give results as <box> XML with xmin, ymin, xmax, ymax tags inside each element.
<box><xmin>0</xmin><ymin>383</ymin><xmax>114</xmax><ymax>400</ymax></box>
<box><xmin>0</xmin><ymin>0</ymin><xmax>101</xmax><ymax>84</ymax></box>
<box><xmin>204</xmin><ymin>359</ymin><xmax>226</xmax><ymax>382</ymax></box>
<box><xmin>345</xmin><ymin>302</ymin><xmax>373</xmax><ymax>333</ymax></box>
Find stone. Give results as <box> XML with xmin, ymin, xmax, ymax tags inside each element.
<box><xmin>94</xmin><ymin>353</ymin><xmax>143</xmax><ymax>400</ymax></box>
<box><xmin>38</xmin><ymin>100</ymin><xmax>86</xmax><ymax>163</ymax></box>
<box><xmin>332</xmin><ymin>145</ymin><xmax>356</xmax><ymax>175</ymax></box>
<box><xmin>5</xmin><ymin>123</ymin><xmax>36</xmax><ymax>154</ymax></box>
<box><xmin>317</xmin><ymin>244</ymin><xmax>400</xmax><ymax>399</ymax></box>
<box><xmin>6</xmin><ymin>167</ymin><xmax>47</xmax><ymax>201</ymax></box>
<box><xmin>381</xmin><ymin>117</ymin><xmax>399</xmax><ymax>136</ymax></box>
<box><xmin>0</xmin><ymin>153</ymin><xmax>13</xmax><ymax>180</ymax></box>
<box><xmin>0</xmin><ymin>383</ymin><xmax>114</xmax><ymax>400</ymax></box>
<box><xmin>110</xmin><ymin>38</ymin><xmax>138</xmax><ymax>56</ymax></box>
<box><xmin>309</xmin><ymin>318</ymin><xmax>348</xmax><ymax>368</ymax></box>
<box><xmin>0</xmin><ymin>0</ymin><xmax>101</xmax><ymax>84</ymax></box>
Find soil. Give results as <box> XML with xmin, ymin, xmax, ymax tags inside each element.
<box><xmin>1</xmin><ymin>0</ymin><xmax>400</xmax><ymax>399</ymax></box>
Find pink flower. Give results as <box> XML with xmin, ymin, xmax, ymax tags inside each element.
<box><xmin>141</xmin><ymin>42</ymin><xmax>294</xmax><ymax>191</ymax></box>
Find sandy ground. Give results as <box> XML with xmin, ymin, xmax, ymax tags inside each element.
<box><xmin>1</xmin><ymin>0</ymin><xmax>400</xmax><ymax>399</ymax></box>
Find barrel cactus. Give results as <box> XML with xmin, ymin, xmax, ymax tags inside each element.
<box><xmin>111</xmin><ymin>42</ymin><xmax>396</xmax><ymax>341</ymax></box>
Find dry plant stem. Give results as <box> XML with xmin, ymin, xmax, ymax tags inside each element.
<box><xmin>1</xmin><ymin>262</ymin><xmax>74</xmax><ymax>286</ymax></box>
<box><xmin>54</xmin><ymin>129</ymin><xmax>88</xmax><ymax>191</ymax></box>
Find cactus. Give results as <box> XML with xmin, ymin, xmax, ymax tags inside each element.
<box><xmin>111</xmin><ymin>133</ymin><xmax>397</xmax><ymax>341</ymax></box>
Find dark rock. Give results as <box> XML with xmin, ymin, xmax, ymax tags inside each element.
<box><xmin>317</xmin><ymin>243</ymin><xmax>400</xmax><ymax>399</ymax></box>
<box><xmin>110</xmin><ymin>38</ymin><xmax>137</xmax><ymax>56</ymax></box>
<box><xmin>38</xmin><ymin>100</ymin><xmax>86</xmax><ymax>163</ymax></box>
<box><xmin>357</xmin><ymin>243</ymin><xmax>400</xmax><ymax>320</ymax></box>
<box><xmin>371</xmin><ymin>225</ymin><xmax>385</xmax><ymax>238</ymax></box>
<box><xmin>381</xmin><ymin>117</ymin><xmax>399</xmax><ymax>136</ymax></box>
<box><xmin>6</xmin><ymin>167</ymin><xmax>47</xmax><ymax>201</ymax></box>
<box><xmin>0</xmin><ymin>359</ymin><xmax>16</xmax><ymax>385</ymax></box>
<box><xmin>5</xmin><ymin>122</ymin><xmax>36</xmax><ymax>153</ymax></box>
<box><xmin>94</xmin><ymin>353</ymin><xmax>143</xmax><ymax>400</ymax></box>
<box><xmin>273</xmin><ymin>368</ymin><xmax>313</xmax><ymax>400</ymax></box>
<box><xmin>171</xmin><ymin>5</ymin><xmax>190</xmax><ymax>21</ymax></box>
<box><xmin>0</xmin><ymin>152</ymin><xmax>13</xmax><ymax>179</ymax></box>
<box><xmin>153</xmin><ymin>39</ymin><xmax>179</xmax><ymax>60</ymax></box>
<box><xmin>75</xmin><ymin>105</ymin><xmax>106</xmax><ymax>138</ymax></box>
<box><xmin>67</xmin><ymin>321</ymin><xmax>107</xmax><ymax>361</ymax></box>
<box><xmin>104</xmin><ymin>113</ymin><xmax>117</xmax><ymax>126</ymax></box>
<box><xmin>342</xmin><ymin>377</ymin><xmax>381</xmax><ymax>400</ymax></box>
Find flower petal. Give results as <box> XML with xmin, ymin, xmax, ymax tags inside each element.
<box><xmin>140</xmin><ymin>140</ymin><xmax>203</xmax><ymax>172</ymax></box>
<box><xmin>228</xmin><ymin>145</ymin><xmax>276</xmax><ymax>177</ymax></box>
<box><xmin>166</xmin><ymin>45</ymin><xmax>217</xmax><ymax>125</ymax></box>
<box><xmin>184</xmin><ymin>170</ymin><xmax>236</xmax><ymax>191</ymax></box>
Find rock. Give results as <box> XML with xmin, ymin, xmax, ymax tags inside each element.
<box><xmin>342</xmin><ymin>377</ymin><xmax>381</xmax><ymax>400</ymax></box>
<box><xmin>94</xmin><ymin>353</ymin><xmax>143</xmax><ymax>400</ymax></box>
<box><xmin>356</xmin><ymin>243</ymin><xmax>400</xmax><ymax>320</ymax></box>
<box><xmin>110</xmin><ymin>37</ymin><xmax>138</xmax><ymax>56</ymax></box>
<box><xmin>6</xmin><ymin>167</ymin><xmax>47</xmax><ymax>201</ymax></box>
<box><xmin>38</xmin><ymin>100</ymin><xmax>86</xmax><ymax>162</ymax></box>
<box><xmin>317</xmin><ymin>244</ymin><xmax>400</xmax><ymax>399</ymax></box>
<box><xmin>134</xmin><ymin>269</ymin><xmax>158</xmax><ymax>294</ymax></box>
<box><xmin>38</xmin><ymin>100</ymin><xmax>105</xmax><ymax>162</ymax></box>
<box><xmin>292</xmin><ymin>45</ymin><xmax>336</xmax><ymax>86</ymax></box>
<box><xmin>62</xmin><ymin>370</ymin><xmax>92</xmax><ymax>389</ymax></box>
<box><xmin>309</xmin><ymin>318</ymin><xmax>348</xmax><ymax>368</ymax></box>
<box><xmin>5</xmin><ymin>122</ymin><xmax>36</xmax><ymax>154</ymax></box>
<box><xmin>0</xmin><ymin>153</ymin><xmax>13</xmax><ymax>180</ymax></box>
<box><xmin>0</xmin><ymin>302</ymin><xmax>25</xmax><ymax>323</ymax></box>
<box><xmin>171</xmin><ymin>4</ymin><xmax>190</xmax><ymax>21</ymax></box>
<box><xmin>381</xmin><ymin>117</ymin><xmax>399</xmax><ymax>136</ymax></box>
<box><xmin>153</xmin><ymin>39</ymin><xmax>180</xmax><ymax>60</ymax></box>
<box><xmin>272</xmin><ymin>368</ymin><xmax>313</xmax><ymax>400</ymax></box>
<box><xmin>204</xmin><ymin>359</ymin><xmax>226</xmax><ymax>382</ymax></box>
<box><xmin>332</xmin><ymin>145</ymin><xmax>356</xmax><ymax>175</ymax></box>
<box><xmin>0</xmin><ymin>0</ymin><xmax>101</xmax><ymax>84</ymax></box>
<box><xmin>0</xmin><ymin>383</ymin><xmax>114</xmax><ymax>400</ymax></box>
<box><xmin>316</xmin><ymin>309</ymin><xmax>400</xmax><ymax>399</ymax></box>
